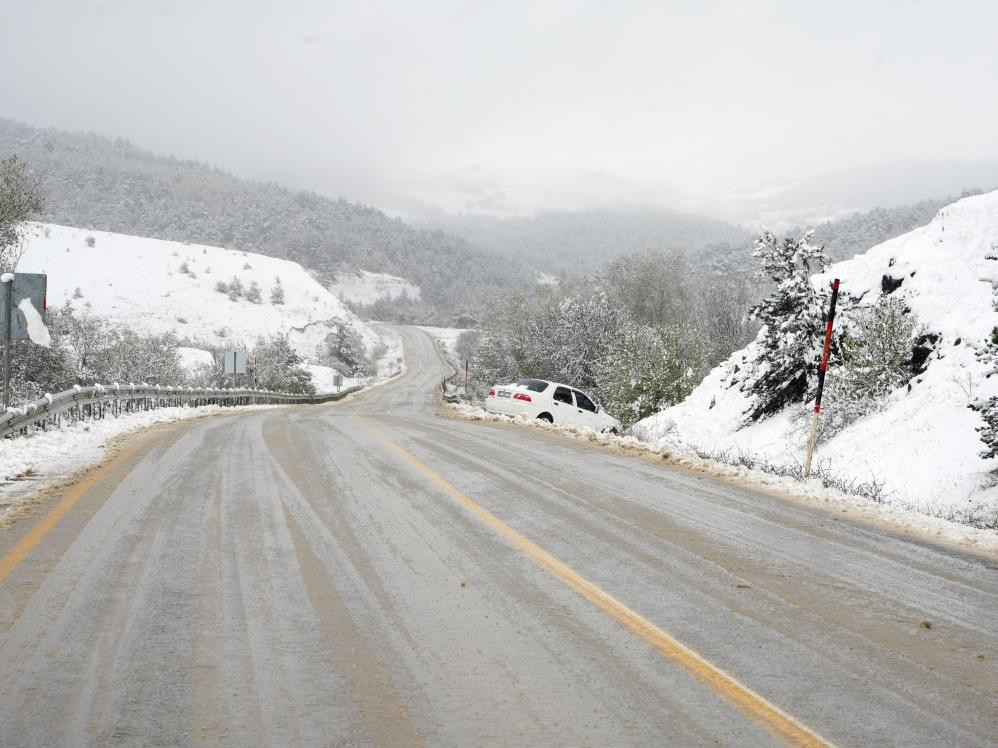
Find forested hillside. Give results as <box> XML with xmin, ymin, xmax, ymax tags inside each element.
<box><xmin>433</xmin><ymin>208</ymin><xmax>750</xmax><ymax>275</ymax></box>
<box><xmin>0</xmin><ymin>119</ymin><xmax>528</xmax><ymax>323</ymax></box>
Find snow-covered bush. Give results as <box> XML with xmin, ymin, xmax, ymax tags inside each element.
<box><xmin>252</xmin><ymin>334</ymin><xmax>314</xmax><ymax>393</ymax></box>
<box><xmin>597</xmin><ymin>321</ymin><xmax>707</xmax><ymax>423</ymax></box>
<box><xmin>85</xmin><ymin>235</ymin><xmax>96</xmax><ymax>248</ymax></box>
<box><xmin>49</xmin><ymin>305</ymin><xmax>187</xmax><ymax>387</ymax></box>
<box><xmin>788</xmin><ymin>297</ymin><xmax>924</xmax><ymax>444</ymax></box>
<box><xmin>744</xmin><ymin>229</ymin><xmax>830</xmax><ymax>421</ymax></box>
<box><xmin>214</xmin><ymin>280</ymin><xmax>228</xmax><ymax>294</ymax></box>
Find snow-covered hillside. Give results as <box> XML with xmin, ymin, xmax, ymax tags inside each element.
<box><xmin>634</xmin><ymin>190</ymin><xmax>998</xmax><ymax>519</ymax></box>
<box><xmin>328</xmin><ymin>270</ymin><xmax>420</xmax><ymax>305</ymax></box>
<box><xmin>17</xmin><ymin>223</ymin><xmax>376</xmax><ymax>357</ymax></box>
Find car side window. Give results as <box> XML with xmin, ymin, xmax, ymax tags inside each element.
<box><xmin>573</xmin><ymin>390</ymin><xmax>596</xmax><ymax>412</ymax></box>
<box><xmin>553</xmin><ymin>386</ymin><xmax>573</xmax><ymax>404</ymax></box>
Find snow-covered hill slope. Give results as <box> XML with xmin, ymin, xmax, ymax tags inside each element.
<box><xmin>17</xmin><ymin>223</ymin><xmax>375</xmax><ymax>358</ymax></box>
<box><xmin>634</xmin><ymin>190</ymin><xmax>998</xmax><ymax>519</ymax></box>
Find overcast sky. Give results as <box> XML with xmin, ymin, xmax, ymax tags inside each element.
<box><xmin>2</xmin><ymin>0</ymin><xmax>997</xmax><ymax>219</ymax></box>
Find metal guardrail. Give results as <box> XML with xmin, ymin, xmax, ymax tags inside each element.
<box><xmin>0</xmin><ymin>383</ymin><xmax>363</xmax><ymax>440</ymax></box>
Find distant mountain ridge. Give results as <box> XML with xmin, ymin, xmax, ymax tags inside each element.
<box><xmin>0</xmin><ymin>118</ymin><xmax>528</xmax><ymax>324</ymax></box>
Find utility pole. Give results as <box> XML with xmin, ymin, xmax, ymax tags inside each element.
<box><xmin>804</xmin><ymin>278</ymin><xmax>841</xmax><ymax>477</ymax></box>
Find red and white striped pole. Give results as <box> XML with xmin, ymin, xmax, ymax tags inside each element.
<box><xmin>804</xmin><ymin>278</ymin><xmax>840</xmax><ymax>477</ymax></box>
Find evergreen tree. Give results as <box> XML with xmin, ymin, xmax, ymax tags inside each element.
<box><xmin>317</xmin><ymin>322</ymin><xmax>371</xmax><ymax>376</ymax></box>
<box><xmin>270</xmin><ymin>277</ymin><xmax>285</xmax><ymax>305</ymax></box>
<box><xmin>745</xmin><ymin>229</ymin><xmax>830</xmax><ymax>421</ymax></box>
<box><xmin>227</xmin><ymin>276</ymin><xmax>244</xmax><ymax>301</ymax></box>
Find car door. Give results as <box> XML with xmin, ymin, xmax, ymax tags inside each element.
<box><xmin>571</xmin><ymin>388</ymin><xmax>599</xmax><ymax>429</ymax></box>
<box><xmin>551</xmin><ymin>385</ymin><xmax>576</xmax><ymax>425</ymax></box>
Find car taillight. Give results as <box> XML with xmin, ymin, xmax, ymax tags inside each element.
<box><xmin>513</xmin><ymin>393</ymin><xmax>532</xmax><ymax>402</ymax></box>
<box><xmin>488</xmin><ymin>389</ymin><xmax>495</xmax><ymax>397</ymax></box>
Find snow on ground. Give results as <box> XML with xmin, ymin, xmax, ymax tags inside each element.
<box><xmin>445</xmin><ymin>402</ymin><xmax>998</xmax><ymax>554</ymax></box>
<box><xmin>302</xmin><ymin>364</ymin><xmax>370</xmax><ymax>393</ymax></box>
<box><xmin>634</xmin><ymin>190</ymin><xmax>998</xmax><ymax>523</ymax></box>
<box><xmin>328</xmin><ymin>270</ymin><xmax>420</xmax><ymax>305</ymax></box>
<box><xmin>0</xmin><ymin>404</ymin><xmax>278</xmax><ymax>525</ymax></box>
<box><xmin>417</xmin><ymin>326</ymin><xmax>467</xmax><ymax>364</ymax></box>
<box><xmin>177</xmin><ymin>346</ymin><xmax>214</xmax><ymax>372</ymax></box>
<box><xmin>17</xmin><ymin>223</ymin><xmax>374</xmax><ymax>359</ymax></box>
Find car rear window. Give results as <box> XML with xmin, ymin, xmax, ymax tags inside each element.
<box><xmin>516</xmin><ymin>379</ymin><xmax>549</xmax><ymax>392</ymax></box>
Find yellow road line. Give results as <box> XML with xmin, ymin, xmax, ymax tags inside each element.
<box><xmin>353</xmin><ymin>411</ymin><xmax>833</xmax><ymax>748</ymax></box>
<box><xmin>0</xmin><ymin>435</ymin><xmax>152</xmax><ymax>585</ymax></box>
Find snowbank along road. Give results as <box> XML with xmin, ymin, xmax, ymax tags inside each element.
<box><xmin>0</xmin><ymin>326</ymin><xmax>995</xmax><ymax>746</ymax></box>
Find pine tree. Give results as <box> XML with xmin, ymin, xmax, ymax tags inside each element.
<box><xmin>745</xmin><ymin>229</ymin><xmax>830</xmax><ymax>421</ymax></box>
<box><xmin>227</xmin><ymin>275</ymin><xmax>244</xmax><ymax>301</ymax></box>
<box><xmin>270</xmin><ymin>277</ymin><xmax>285</xmax><ymax>305</ymax></box>
<box><xmin>318</xmin><ymin>322</ymin><xmax>371</xmax><ymax>376</ymax></box>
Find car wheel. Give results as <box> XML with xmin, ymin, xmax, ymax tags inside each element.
<box><xmin>537</xmin><ymin>412</ymin><xmax>553</xmax><ymax>423</ymax></box>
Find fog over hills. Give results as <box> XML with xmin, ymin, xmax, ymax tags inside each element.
<box><xmin>430</xmin><ymin>208</ymin><xmax>750</xmax><ymax>276</ymax></box>
<box><xmin>0</xmin><ymin>119</ymin><xmax>529</xmax><ymax>324</ymax></box>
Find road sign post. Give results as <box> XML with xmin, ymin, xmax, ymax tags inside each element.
<box><xmin>804</xmin><ymin>278</ymin><xmax>841</xmax><ymax>477</ymax></box>
<box><xmin>223</xmin><ymin>351</ymin><xmax>248</xmax><ymax>376</ymax></box>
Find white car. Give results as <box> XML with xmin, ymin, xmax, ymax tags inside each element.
<box><xmin>485</xmin><ymin>378</ymin><xmax>622</xmax><ymax>434</ymax></box>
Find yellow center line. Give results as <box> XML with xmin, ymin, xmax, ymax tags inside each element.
<box><xmin>353</xmin><ymin>411</ymin><xmax>833</xmax><ymax>748</ymax></box>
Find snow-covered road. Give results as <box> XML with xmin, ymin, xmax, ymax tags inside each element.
<box><xmin>0</xmin><ymin>327</ymin><xmax>994</xmax><ymax>746</ymax></box>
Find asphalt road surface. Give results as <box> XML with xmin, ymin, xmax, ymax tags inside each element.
<box><xmin>0</xmin><ymin>326</ymin><xmax>995</xmax><ymax>747</ymax></box>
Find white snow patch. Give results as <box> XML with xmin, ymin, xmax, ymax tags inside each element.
<box><xmin>177</xmin><ymin>347</ymin><xmax>214</xmax><ymax>372</ymax></box>
<box><xmin>17</xmin><ymin>297</ymin><xmax>50</xmax><ymax>346</ymax></box>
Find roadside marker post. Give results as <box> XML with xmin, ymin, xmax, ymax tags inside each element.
<box><xmin>804</xmin><ymin>278</ymin><xmax>841</xmax><ymax>477</ymax></box>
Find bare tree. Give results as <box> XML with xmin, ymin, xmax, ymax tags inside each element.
<box><xmin>0</xmin><ymin>155</ymin><xmax>45</xmax><ymax>272</ymax></box>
